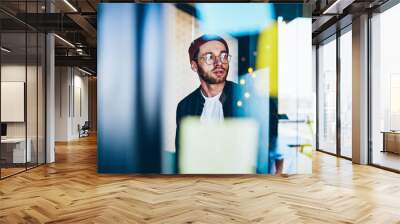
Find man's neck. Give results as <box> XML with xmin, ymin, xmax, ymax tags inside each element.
<box><xmin>200</xmin><ymin>81</ymin><xmax>225</xmax><ymax>97</ymax></box>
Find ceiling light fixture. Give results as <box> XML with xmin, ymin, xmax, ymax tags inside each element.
<box><xmin>1</xmin><ymin>47</ymin><xmax>11</xmax><ymax>53</ymax></box>
<box><xmin>322</xmin><ymin>0</ymin><xmax>354</xmax><ymax>15</ymax></box>
<box><xmin>78</xmin><ymin>67</ymin><xmax>93</xmax><ymax>76</ymax></box>
<box><xmin>63</xmin><ymin>0</ymin><xmax>78</xmax><ymax>12</ymax></box>
<box><xmin>322</xmin><ymin>0</ymin><xmax>342</xmax><ymax>14</ymax></box>
<box><xmin>54</xmin><ymin>34</ymin><xmax>75</xmax><ymax>48</ymax></box>
<box><xmin>76</xmin><ymin>48</ymin><xmax>85</xmax><ymax>56</ymax></box>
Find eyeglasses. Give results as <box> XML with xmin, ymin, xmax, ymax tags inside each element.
<box><xmin>196</xmin><ymin>52</ymin><xmax>232</xmax><ymax>65</ymax></box>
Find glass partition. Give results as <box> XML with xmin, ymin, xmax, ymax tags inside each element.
<box><xmin>0</xmin><ymin>1</ymin><xmax>46</xmax><ymax>179</ymax></box>
<box><xmin>317</xmin><ymin>37</ymin><xmax>337</xmax><ymax>155</ymax></box>
<box><xmin>1</xmin><ymin>31</ymin><xmax>28</xmax><ymax>177</ymax></box>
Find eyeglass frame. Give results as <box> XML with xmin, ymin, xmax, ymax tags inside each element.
<box><xmin>194</xmin><ymin>52</ymin><xmax>232</xmax><ymax>65</ymax></box>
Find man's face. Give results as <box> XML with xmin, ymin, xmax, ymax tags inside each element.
<box><xmin>192</xmin><ymin>40</ymin><xmax>229</xmax><ymax>84</ymax></box>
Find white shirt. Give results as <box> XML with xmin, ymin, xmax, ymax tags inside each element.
<box><xmin>200</xmin><ymin>90</ymin><xmax>224</xmax><ymax>124</ymax></box>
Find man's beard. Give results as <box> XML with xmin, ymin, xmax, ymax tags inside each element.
<box><xmin>198</xmin><ymin>66</ymin><xmax>229</xmax><ymax>84</ymax></box>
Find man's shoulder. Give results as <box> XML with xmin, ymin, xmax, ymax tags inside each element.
<box><xmin>177</xmin><ymin>87</ymin><xmax>200</xmax><ymax>108</ymax></box>
<box><xmin>177</xmin><ymin>81</ymin><xmax>240</xmax><ymax>109</ymax></box>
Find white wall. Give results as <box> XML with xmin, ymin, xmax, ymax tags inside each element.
<box><xmin>72</xmin><ymin>73</ymin><xmax>89</xmax><ymax>138</ymax></box>
<box><xmin>1</xmin><ymin>63</ymin><xmax>46</xmax><ymax>163</ymax></box>
<box><xmin>1</xmin><ymin>65</ymin><xmax>26</xmax><ymax>133</ymax></box>
<box><xmin>55</xmin><ymin>67</ymin><xmax>89</xmax><ymax>141</ymax></box>
<box><xmin>55</xmin><ymin>67</ymin><xmax>69</xmax><ymax>141</ymax></box>
<box><xmin>1</xmin><ymin>65</ymin><xmax>41</xmax><ymax>138</ymax></box>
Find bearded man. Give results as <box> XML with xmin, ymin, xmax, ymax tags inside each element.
<box><xmin>175</xmin><ymin>34</ymin><xmax>283</xmax><ymax>174</ymax></box>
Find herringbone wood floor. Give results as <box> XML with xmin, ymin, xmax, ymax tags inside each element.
<box><xmin>1</xmin><ymin>135</ymin><xmax>400</xmax><ymax>224</ymax></box>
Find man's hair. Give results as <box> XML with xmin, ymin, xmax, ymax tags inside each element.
<box><xmin>188</xmin><ymin>34</ymin><xmax>229</xmax><ymax>62</ymax></box>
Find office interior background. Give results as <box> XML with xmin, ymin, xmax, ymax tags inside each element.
<box><xmin>0</xmin><ymin>0</ymin><xmax>400</xmax><ymax>222</ymax></box>
<box><xmin>2</xmin><ymin>0</ymin><xmax>400</xmax><ymax>177</ymax></box>
<box><xmin>0</xmin><ymin>0</ymin><xmax>97</xmax><ymax>179</ymax></box>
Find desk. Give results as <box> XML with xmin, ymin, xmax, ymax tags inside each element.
<box><xmin>1</xmin><ymin>138</ymin><xmax>31</xmax><ymax>163</ymax></box>
<box><xmin>382</xmin><ymin>131</ymin><xmax>400</xmax><ymax>154</ymax></box>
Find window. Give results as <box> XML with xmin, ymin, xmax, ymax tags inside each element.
<box><xmin>317</xmin><ymin>37</ymin><xmax>337</xmax><ymax>155</ymax></box>
<box><xmin>340</xmin><ymin>29</ymin><xmax>352</xmax><ymax>158</ymax></box>
<box><xmin>370</xmin><ymin>3</ymin><xmax>400</xmax><ymax>171</ymax></box>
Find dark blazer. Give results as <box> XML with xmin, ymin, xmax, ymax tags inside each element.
<box><xmin>175</xmin><ymin>81</ymin><xmax>246</xmax><ymax>172</ymax></box>
<box><xmin>175</xmin><ymin>77</ymin><xmax>283</xmax><ymax>174</ymax></box>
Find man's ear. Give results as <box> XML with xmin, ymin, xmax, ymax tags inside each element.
<box><xmin>191</xmin><ymin>61</ymin><xmax>198</xmax><ymax>72</ymax></box>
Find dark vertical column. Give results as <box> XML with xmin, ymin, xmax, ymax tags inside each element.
<box><xmin>367</xmin><ymin>12</ymin><xmax>372</xmax><ymax>165</ymax></box>
<box><xmin>97</xmin><ymin>3</ymin><xmax>138</xmax><ymax>173</ymax></box>
<box><xmin>237</xmin><ymin>34</ymin><xmax>258</xmax><ymax>77</ymax></box>
<box><xmin>25</xmin><ymin>1</ymin><xmax>28</xmax><ymax>171</ymax></box>
<box><xmin>136</xmin><ymin>4</ymin><xmax>163</xmax><ymax>172</ymax></box>
<box><xmin>0</xmin><ymin>22</ymin><xmax>2</xmax><ymax>179</ymax></box>
<box><xmin>36</xmin><ymin>0</ymin><xmax>39</xmax><ymax>167</ymax></box>
<box><xmin>316</xmin><ymin>45</ymin><xmax>320</xmax><ymax>151</ymax></box>
<box><xmin>336</xmin><ymin>30</ymin><xmax>341</xmax><ymax>157</ymax></box>
<box><xmin>97</xmin><ymin>3</ymin><xmax>164</xmax><ymax>173</ymax></box>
